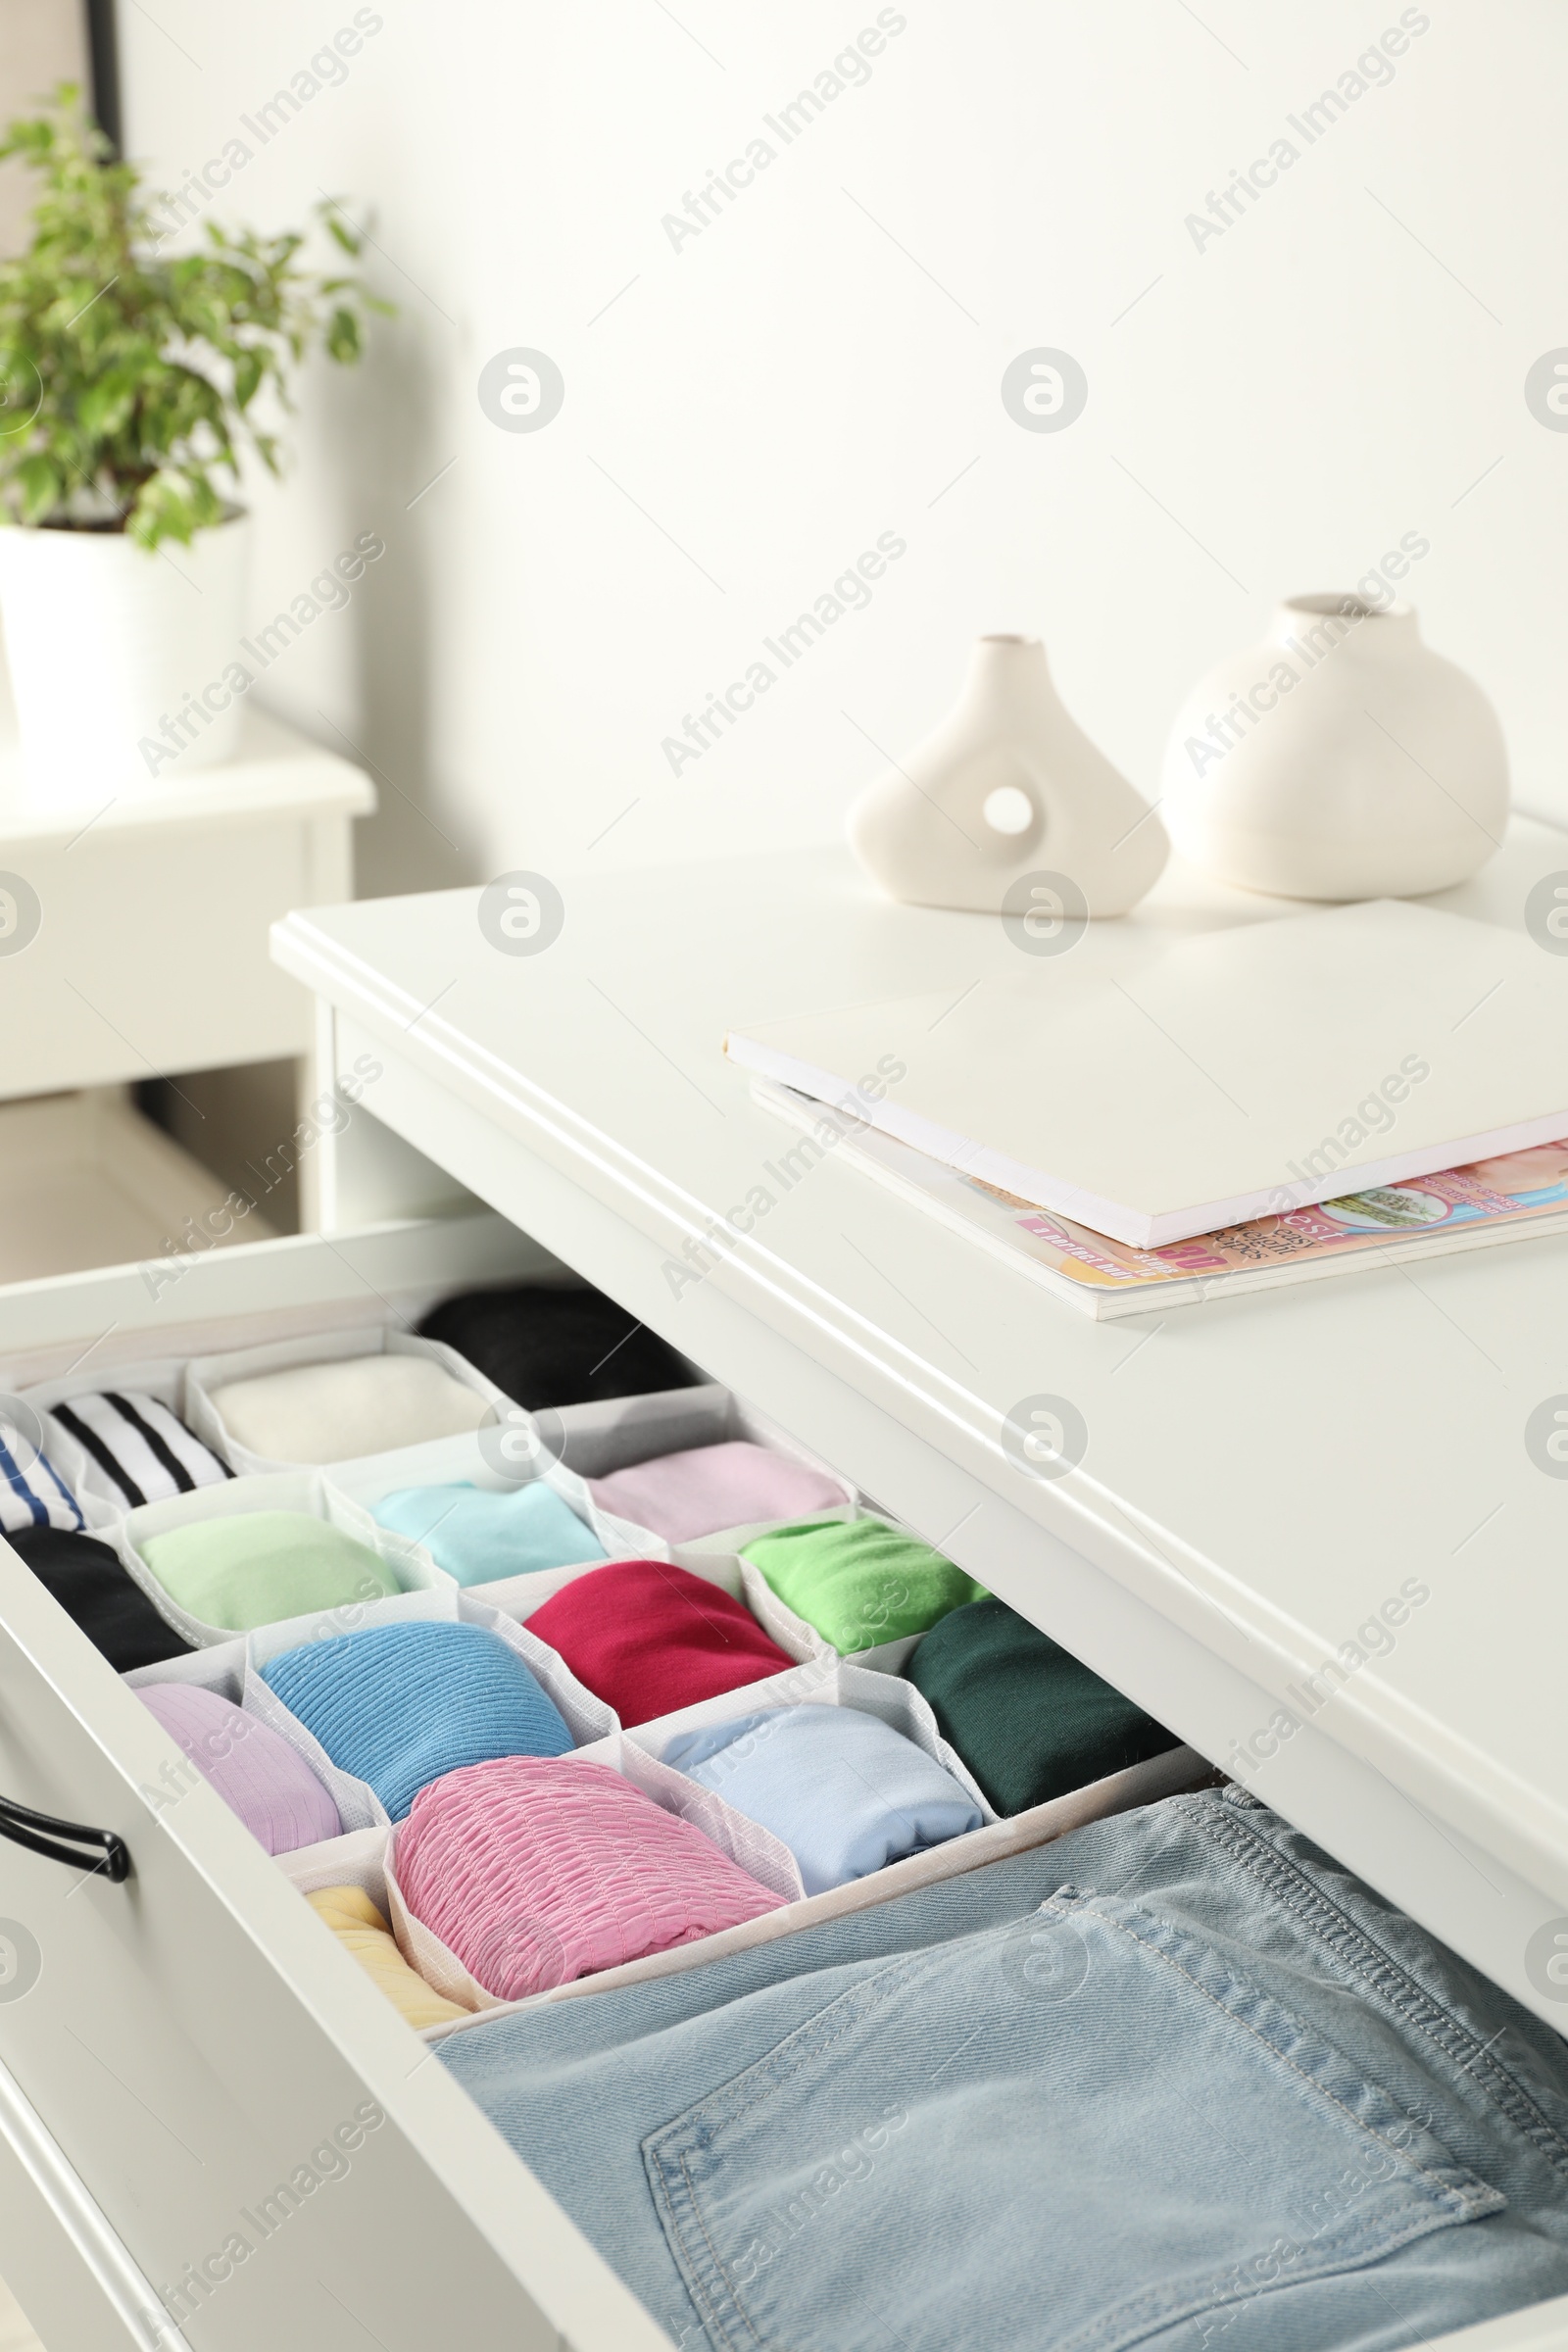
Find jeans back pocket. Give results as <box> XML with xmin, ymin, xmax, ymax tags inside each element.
<box><xmin>642</xmin><ymin>1889</ymin><xmax>1503</xmax><ymax>2352</ymax></box>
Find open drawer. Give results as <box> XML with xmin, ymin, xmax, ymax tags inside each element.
<box><xmin>0</xmin><ymin>1212</ymin><xmax>675</xmax><ymax>2352</ymax></box>
<box><xmin>2</xmin><ymin>1205</ymin><xmax>1568</xmax><ymax>2352</ymax></box>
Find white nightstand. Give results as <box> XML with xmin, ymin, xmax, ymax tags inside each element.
<box><xmin>0</xmin><ymin>706</ymin><xmax>374</xmax><ymax>1280</ymax></box>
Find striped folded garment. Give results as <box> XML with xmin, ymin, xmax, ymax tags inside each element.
<box><xmin>49</xmin><ymin>1390</ymin><xmax>233</xmax><ymax>1509</ymax></box>
<box><xmin>0</xmin><ymin>1423</ymin><xmax>84</xmax><ymax>1536</ymax></box>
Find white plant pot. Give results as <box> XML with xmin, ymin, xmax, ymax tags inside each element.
<box><xmin>1159</xmin><ymin>595</ymin><xmax>1509</xmax><ymax>901</ymax></box>
<box><xmin>0</xmin><ymin>511</ymin><xmax>251</xmax><ymax>805</ymax></box>
<box><xmin>847</xmin><ymin>633</ymin><xmax>1168</xmax><ymax>918</ymax></box>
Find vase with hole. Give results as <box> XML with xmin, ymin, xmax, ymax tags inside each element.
<box><xmin>847</xmin><ymin>634</ymin><xmax>1168</xmax><ymax>918</ymax></box>
<box><xmin>1159</xmin><ymin>595</ymin><xmax>1509</xmax><ymax>900</ymax></box>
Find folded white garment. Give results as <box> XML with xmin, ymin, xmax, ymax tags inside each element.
<box><xmin>209</xmin><ymin>1354</ymin><xmax>489</xmax><ymax>1466</ymax></box>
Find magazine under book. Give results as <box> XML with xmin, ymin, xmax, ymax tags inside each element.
<box><xmin>754</xmin><ymin>1081</ymin><xmax>1568</xmax><ymax>1319</ymax></box>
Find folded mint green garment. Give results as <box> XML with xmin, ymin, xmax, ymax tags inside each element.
<box><xmin>372</xmin><ymin>1481</ymin><xmax>606</xmax><ymax>1587</ymax></box>
<box><xmin>741</xmin><ymin>1518</ymin><xmax>988</xmax><ymax>1654</ymax></box>
<box><xmin>140</xmin><ymin>1510</ymin><xmax>401</xmax><ymax>1632</ymax></box>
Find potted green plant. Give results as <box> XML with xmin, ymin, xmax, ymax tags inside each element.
<box><xmin>0</xmin><ymin>87</ymin><xmax>384</xmax><ymax>801</ymax></box>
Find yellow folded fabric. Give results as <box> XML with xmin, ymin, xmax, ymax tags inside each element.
<box><xmin>305</xmin><ymin>1884</ymin><xmax>466</xmax><ymax>2030</ymax></box>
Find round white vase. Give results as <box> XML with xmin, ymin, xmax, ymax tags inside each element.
<box><xmin>0</xmin><ymin>511</ymin><xmax>251</xmax><ymax>807</ymax></box>
<box><xmin>848</xmin><ymin>633</ymin><xmax>1168</xmax><ymax>917</ymax></box>
<box><xmin>1160</xmin><ymin>595</ymin><xmax>1508</xmax><ymax>901</ymax></box>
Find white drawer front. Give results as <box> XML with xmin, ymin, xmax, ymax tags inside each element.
<box><xmin>0</xmin><ymin>1207</ymin><xmax>1564</xmax><ymax>2352</ymax></box>
<box><xmin>0</xmin><ymin>1216</ymin><xmax>671</xmax><ymax>2351</ymax></box>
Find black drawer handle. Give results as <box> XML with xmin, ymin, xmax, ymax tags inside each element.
<box><xmin>0</xmin><ymin>1796</ymin><xmax>129</xmax><ymax>1884</ymax></box>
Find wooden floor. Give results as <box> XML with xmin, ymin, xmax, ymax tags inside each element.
<box><xmin>0</xmin><ymin>2275</ymin><xmax>41</xmax><ymax>2352</ymax></box>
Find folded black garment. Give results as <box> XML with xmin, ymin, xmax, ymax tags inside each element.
<box><xmin>904</xmin><ymin>1596</ymin><xmax>1180</xmax><ymax>1815</ymax></box>
<box><xmin>5</xmin><ymin>1525</ymin><xmax>194</xmax><ymax>1672</ymax></box>
<box><xmin>416</xmin><ymin>1282</ymin><xmax>699</xmax><ymax>1410</ymax></box>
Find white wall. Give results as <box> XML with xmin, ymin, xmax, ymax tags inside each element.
<box><xmin>116</xmin><ymin>1</ymin><xmax>1568</xmax><ymax>899</ymax></box>
<box><xmin>0</xmin><ymin>0</ymin><xmax>87</xmax><ymax>256</ymax></box>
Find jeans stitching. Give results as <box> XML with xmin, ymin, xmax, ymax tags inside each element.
<box><xmin>682</xmin><ymin>2147</ymin><xmax>761</xmax><ymax>2352</ymax></box>
<box><xmin>659</xmin><ymin>1949</ymin><xmax>926</xmax><ymax>2143</ymax></box>
<box><xmin>1200</xmin><ymin>1797</ymin><xmax>1568</xmax><ymax>2168</ymax></box>
<box><xmin>1092</xmin><ymin>1908</ymin><xmax>1488</xmax><ymax>2207</ymax></box>
<box><xmin>654</xmin><ymin>1888</ymin><xmax>1481</xmax><ymax>2352</ymax></box>
<box><xmin>1032</xmin><ymin>1898</ymin><xmax>1494</xmax><ymax>2352</ymax></box>
<box><xmin>647</xmin><ymin>1943</ymin><xmax>942</xmax><ymax>2338</ymax></box>
<box><xmin>1184</xmin><ymin>1797</ymin><xmax>1568</xmax><ymax>2181</ymax></box>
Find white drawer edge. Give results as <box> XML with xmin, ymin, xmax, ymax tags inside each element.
<box><xmin>1424</xmin><ymin>2301</ymin><xmax>1568</xmax><ymax>2352</ymax></box>
<box><xmin>0</xmin><ymin>2045</ymin><xmax>165</xmax><ymax>2349</ymax></box>
<box><xmin>0</xmin><ymin>1210</ymin><xmax>554</xmax><ymax>1368</ymax></box>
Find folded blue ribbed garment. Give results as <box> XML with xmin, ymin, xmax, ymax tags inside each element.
<box><xmin>262</xmin><ymin>1620</ymin><xmax>573</xmax><ymax>1820</ymax></box>
<box><xmin>662</xmin><ymin>1703</ymin><xmax>983</xmax><ymax>1895</ymax></box>
<box><xmin>371</xmin><ymin>1480</ymin><xmax>607</xmax><ymax>1587</ymax></box>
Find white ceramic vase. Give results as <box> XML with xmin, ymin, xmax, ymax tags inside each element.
<box><xmin>0</xmin><ymin>511</ymin><xmax>251</xmax><ymax>806</ymax></box>
<box><xmin>1160</xmin><ymin>595</ymin><xmax>1509</xmax><ymax>901</ymax></box>
<box><xmin>848</xmin><ymin>633</ymin><xmax>1168</xmax><ymax>917</ymax></box>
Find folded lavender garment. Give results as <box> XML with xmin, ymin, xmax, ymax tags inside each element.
<box><xmin>136</xmin><ymin>1681</ymin><xmax>341</xmax><ymax>1854</ymax></box>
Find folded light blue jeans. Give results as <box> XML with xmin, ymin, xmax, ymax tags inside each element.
<box><xmin>439</xmin><ymin>1788</ymin><xmax>1568</xmax><ymax>2352</ymax></box>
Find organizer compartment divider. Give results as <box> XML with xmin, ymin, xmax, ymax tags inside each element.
<box><xmin>185</xmin><ymin>1321</ymin><xmax>514</xmax><ymax>1475</ymax></box>
<box><xmin>112</xmin><ymin>1467</ymin><xmax>453</xmax><ymax>1647</ymax></box>
<box><xmin>327</xmin><ymin>1427</ymin><xmax>661</xmax><ymax>1570</ymax></box>
<box><xmin>21</xmin><ymin>1355</ymin><xmax>210</xmax><ymax>1529</ymax></box>
<box><xmin>611</xmin><ymin>1654</ymin><xmax>995</xmax><ymax>1823</ymax></box>
<box><xmin>422</xmin><ymin>1740</ymin><xmax>1212</xmax><ymax>2038</ymax></box>
<box><xmin>129</xmin><ymin>1582</ymin><xmax>618</xmax><ymax>1832</ymax></box>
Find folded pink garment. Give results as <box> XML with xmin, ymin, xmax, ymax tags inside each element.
<box><xmin>136</xmin><ymin>1682</ymin><xmax>341</xmax><ymax>1855</ymax></box>
<box><xmin>587</xmin><ymin>1438</ymin><xmax>843</xmax><ymax>1544</ymax></box>
<box><xmin>396</xmin><ymin>1755</ymin><xmax>783</xmax><ymax>1999</ymax></box>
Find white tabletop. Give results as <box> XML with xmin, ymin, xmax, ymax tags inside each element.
<box><xmin>274</xmin><ymin>817</ymin><xmax>1568</xmax><ymax>1915</ymax></box>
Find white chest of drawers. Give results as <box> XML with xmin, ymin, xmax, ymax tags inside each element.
<box><xmin>0</xmin><ymin>825</ymin><xmax>1565</xmax><ymax>2351</ymax></box>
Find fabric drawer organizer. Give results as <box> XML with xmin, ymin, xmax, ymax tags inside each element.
<box><xmin>5</xmin><ymin>1256</ymin><xmax>1566</xmax><ymax>2352</ymax></box>
<box><xmin>183</xmin><ymin>1323</ymin><xmax>515</xmax><ymax>1476</ymax></box>
<box><xmin>19</xmin><ymin>1306</ymin><xmax>1179</xmax><ymax>2037</ymax></box>
<box><xmin>24</xmin><ymin>1359</ymin><xmax>233</xmax><ymax>1517</ymax></box>
<box><xmin>48</xmin><ymin>1328</ymin><xmax>1186</xmax><ymax>2038</ymax></box>
<box><xmin>128</xmin><ymin>1586</ymin><xmax>617</xmax><ymax>1832</ymax></box>
<box><xmin>111</xmin><ymin>1470</ymin><xmax>452</xmax><ymax>1646</ymax></box>
<box><xmin>264</xmin><ymin>1635</ymin><xmax>1185</xmax><ymax>2025</ymax></box>
<box><xmin>277</xmin><ymin>1740</ymin><xmax>1205</xmax><ymax>2027</ymax></box>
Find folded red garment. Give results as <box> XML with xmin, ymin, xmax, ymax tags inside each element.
<box><xmin>524</xmin><ymin>1559</ymin><xmax>793</xmax><ymax>1727</ymax></box>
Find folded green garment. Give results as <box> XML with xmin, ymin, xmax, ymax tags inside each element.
<box><xmin>904</xmin><ymin>1597</ymin><xmax>1179</xmax><ymax>1815</ymax></box>
<box><xmin>139</xmin><ymin>1510</ymin><xmax>402</xmax><ymax>1632</ymax></box>
<box><xmin>741</xmin><ymin>1517</ymin><xmax>988</xmax><ymax>1654</ymax></box>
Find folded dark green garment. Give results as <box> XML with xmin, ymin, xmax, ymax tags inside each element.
<box><xmin>904</xmin><ymin>1597</ymin><xmax>1179</xmax><ymax>1815</ymax></box>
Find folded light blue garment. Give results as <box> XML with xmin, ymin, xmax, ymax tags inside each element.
<box><xmin>371</xmin><ymin>1480</ymin><xmax>607</xmax><ymax>1587</ymax></box>
<box><xmin>661</xmin><ymin>1703</ymin><xmax>983</xmax><ymax>1895</ymax></box>
<box><xmin>262</xmin><ymin>1619</ymin><xmax>573</xmax><ymax>1819</ymax></box>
